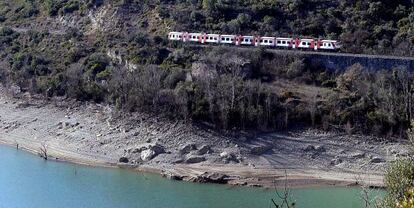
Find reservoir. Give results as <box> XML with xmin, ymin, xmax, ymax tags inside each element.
<box><xmin>0</xmin><ymin>145</ymin><xmax>384</xmax><ymax>208</ymax></box>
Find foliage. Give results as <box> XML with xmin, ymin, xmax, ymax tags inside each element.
<box><xmin>382</xmin><ymin>121</ymin><xmax>414</xmax><ymax>207</ymax></box>
<box><xmin>396</xmin><ymin>187</ymin><xmax>414</xmax><ymax>208</ymax></box>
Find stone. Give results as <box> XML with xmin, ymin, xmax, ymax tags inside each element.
<box><xmin>250</xmin><ymin>145</ymin><xmax>273</xmax><ymax>155</ymax></box>
<box><xmin>179</xmin><ymin>143</ymin><xmax>197</xmax><ymax>155</ymax></box>
<box><xmin>351</xmin><ymin>152</ymin><xmax>366</xmax><ymax>159</ymax></box>
<box><xmin>162</xmin><ymin>172</ymin><xmax>183</xmax><ymax>181</ymax></box>
<box><xmin>220</xmin><ymin>152</ymin><xmax>229</xmax><ymax>158</ymax></box>
<box><xmin>330</xmin><ymin>158</ymin><xmax>343</xmax><ymax>166</ymax></box>
<box><xmin>141</xmin><ymin>149</ymin><xmax>156</xmax><ymax>161</ymax></box>
<box><xmin>139</xmin><ymin>144</ymin><xmax>165</xmax><ymax>161</ymax></box>
<box><xmin>315</xmin><ymin>145</ymin><xmax>326</xmax><ymax>152</ymax></box>
<box><xmin>191</xmin><ymin>172</ymin><xmax>230</xmax><ymax>184</ymax></box>
<box><xmin>304</xmin><ymin>144</ymin><xmax>316</xmax><ymax>152</ymax></box>
<box><xmin>195</xmin><ymin>145</ymin><xmax>212</xmax><ymax>155</ymax></box>
<box><xmin>185</xmin><ymin>156</ymin><xmax>206</xmax><ymax>164</ymax></box>
<box><xmin>220</xmin><ymin>152</ymin><xmax>239</xmax><ymax>163</ymax></box>
<box><xmin>119</xmin><ymin>157</ymin><xmax>129</xmax><ymax>163</ymax></box>
<box><xmin>370</xmin><ymin>157</ymin><xmax>385</xmax><ymax>164</ymax></box>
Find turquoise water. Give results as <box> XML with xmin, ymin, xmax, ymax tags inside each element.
<box><xmin>0</xmin><ymin>145</ymin><xmax>384</xmax><ymax>208</ymax></box>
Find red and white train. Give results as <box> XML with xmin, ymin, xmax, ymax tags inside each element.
<box><xmin>168</xmin><ymin>31</ymin><xmax>341</xmax><ymax>51</ymax></box>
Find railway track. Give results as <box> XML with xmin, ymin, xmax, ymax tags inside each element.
<box><xmin>185</xmin><ymin>44</ymin><xmax>414</xmax><ymax>62</ymax></box>
<box><xmin>2</xmin><ymin>25</ymin><xmax>414</xmax><ymax>62</ymax></box>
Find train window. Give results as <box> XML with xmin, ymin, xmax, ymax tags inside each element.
<box><xmin>277</xmin><ymin>41</ymin><xmax>281</xmax><ymax>44</ymax></box>
<box><xmin>214</xmin><ymin>37</ymin><xmax>217</xmax><ymax>40</ymax></box>
<box><xmin>221</xmin><ymin>37</ymin><xmax>225</xmax><ymax>41</ymax></box>
<box><xmin>269</xmin><ymin>41</ymin><xmax>273</xmax><ymax>44</ymax></box>
<box><xmin>230</xmin><ymin>38</ymin><xmax>233</xmax><ymax>41</ymax></box>
<box><xmin>264</xmin><ymin>40</ymin><xmax>268</xmax><ymax>43</ymax></box>
<box><xmin>282</xmin><ymin>41</ymin><xmax>286</xmax><ymax>44</ymax></box>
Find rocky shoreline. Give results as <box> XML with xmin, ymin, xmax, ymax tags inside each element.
<box><xmin>0</xmin><ymin>87</ymin><xmax>410</xmax><ymax>188</ymax></box>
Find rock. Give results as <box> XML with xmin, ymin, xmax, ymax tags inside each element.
<box><xmin>139</xmin><ymin>144</ymin><xmax>166</xmax><ymax>161</ymax></box>
<box><xmin>195</xmin><ymin>145</ymin><xmax>212</xmax><ymax>155</ymax></box>
<box><xmin>185</xmin><ymin>156</ymin><xmax>206</xmax><ymax>164</ymax></box>
<box><xmin>179</xmin><ymin>143</ymin><xmax>197</xmax><ymax>155</ymax></box>
<box><xmin>304</xmin><ymin>144</ymin><xmax>316</xmax><ymax>152</ymax></box>
<box><xmin>162</xmin><ymin>172</ymin><xmax>183</xmax><ymax>181</ymax></box>
<box><xmin>191</xmin><ymin>172</ymin><xmax>230</xmax><ymax>184</ymax></box>
<box><xmin>220</xmin><ymin>151</ymin><xmax>239</xmax><ymax>163</ymax></box>
<box><xmin>370</xmin><ymin>157</ymin><xmax>385</xmax><ymax>164</ymax></box>
<box><xmin>220</xmin><ymin>151</ymin><xmax>229</xmax><ymax>158</ymax></box>
<box><xmin>250</xmin><ymin>145</ymin><xmax>273</xmax><ymax>155</ymax></box>
<box><xmin>119</xmin><ymin>157</ymin><xmax>129</xmax><ymax>163</ymax></box>
<box><xmin>330</xmin><ymin>158</ymin><xmax>343</xmax><ymax>166</ymax></box>
<box><xmin>315</xmin><ymin>145</ymin><xmax>326</xmax><ymax>152</ymax></box>
<box><xmin>141</xmin><ymin>149</ymin><xmax>156</xmax><ymax>161</ymax></box>
<box><xmin>131</xmin><ymin>143</ymin><xmax>165</xmax><ymax>154</ymax></box>
<box><xmin>351</xmin><ymin>152</ymin><xmax>366</xmax><ymax>159</ymax></box>
<box><xmin>62</xmin><ymin>119</ymin><xmax>80</xmax><ymax>128</ymax></box>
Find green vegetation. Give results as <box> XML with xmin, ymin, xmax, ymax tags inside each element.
<box><xmin>381</xmin><ymin>122</ymin><xmax>414</xmax><ymax>207</ymax></box>
<box><xmin>0</xmin><ymin>1</ymin><xmax>414</xmax><ymax>137</ymax></box>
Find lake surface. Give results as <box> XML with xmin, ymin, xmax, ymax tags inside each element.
<box><xmin>0</xmin><ymin>145</ymin><xmax>384</xmax><ymax>208</ymax></box>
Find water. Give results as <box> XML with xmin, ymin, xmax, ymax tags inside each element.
<box><xmin>0</xmin><ymin>145</ymin><xmax>384</xmax><ymax>208</ymax></box>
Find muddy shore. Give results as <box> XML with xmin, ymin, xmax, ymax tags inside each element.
<box><xmin>0</xmin><ymin>87</ymin><xmax>409</xmax><ymax>188</ymax></box>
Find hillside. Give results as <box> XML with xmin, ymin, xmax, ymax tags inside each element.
<box><xmin>1</xmin><ymin>0</ymin><xmax>414</xmax><ymax>136</ymax></box>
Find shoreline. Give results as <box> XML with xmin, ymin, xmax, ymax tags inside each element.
<box><xmin>0</xmin><ymin>88</ymin><xmax>404</xmax><ymax>189</ymax></box>
<box><xmin>0</xmin><ymin>138</ymin><xmax>384</xmax><ymax>189</ymax></box>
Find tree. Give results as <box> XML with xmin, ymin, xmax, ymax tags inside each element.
<box><xmin>382</xmin><ymin>121</ymin><xmax>414</xmax><ymax>207</ymax></box>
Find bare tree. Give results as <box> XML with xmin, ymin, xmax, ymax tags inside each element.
<box><xmin>39</xmin><ymin>142</ymin><xmax>48</xmax><ymax>160</ymax></box>
<box><xmin>271</xmin><ymin>171</ymin><xmax>296</xmax><ymax>208</ymax></box>
<box><xmin>355</xmin><ymin>175</ymin><xmax>382</xmax><ymax>208</ymax></box>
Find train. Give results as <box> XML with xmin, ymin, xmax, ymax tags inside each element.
<box><xmin>168</xmin><ymin>31</ymin><xmax>341</xmax><ymax>51</ymax></box>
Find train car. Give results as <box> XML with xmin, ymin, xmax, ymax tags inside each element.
<box><xmin>205</xmin><ymin>34</ymin><xmax>220</xmax><ymax>44</ymax></box>
<box><xmin>188</xmin><ymin>33</ymin><xmax>202</xmax><ymax>42</ymax></box>
<box><xmin>259</xmin><ymin>37</ymin><xmax>276</xmax><ymax>47</ymax></box>
<box><xmin>318</xmin><ymin>40</ymin><xmax>340</xmax><ymax>50</ymax></box>
<box><xmin>276</xmin><ymin>38</ymin><xmax>293</xmax><ymax>48</ymax></box>
<box><xmin>168</xmin><ymin>32</ymin><xmax>183</xmax><ymax>41</ymax></box>
<box><xmin>220</xmin><ymin>35</ymin><xmax>236</xmax><ymax>44</ymax></box>
<box><xmin>238</xmin><ymin>35</ymin><xmax>254</xmax><ymax>46</ymax></box>
<box><xmin>297</xmin><ymin>38</ymin><xmax>315</xmax><ymax>50</ymax></box>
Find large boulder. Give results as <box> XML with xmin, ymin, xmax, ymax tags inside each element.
<box><xmin>141</xmin><ymin>149</ymin><xmax>156</xmax><ymax>161</ymax></box>
<box><xmin>139</xmin><ymin>144</ymin><xmax>165</xmax><ymax>161</ymax></box>
<box><xmin>250</xmin><ymin>145</ymin><xmax>273</xmax><ymax>155</ymax></box>
<box><xmin>195</xmin><ymin>145</ymin><xmax>212</xmax><ymax>155</ymax></box>
<box><xmin>119</xmin><ymin>157</ymin><xmax>129</xmax><ymax>163</ymax></box>
<box><xmin>130</xmin><ymin>143</ymin><xmax>165</xmax><ymax>154</ymax></box>
<box><xmin>190</xmin><ymin>172</ymin><xmax>230</xmax><ymax>184</ymax></box>
<box><xmin>179</xmin><ymin>143</ymin><xmax>197</xmax><ymax>155</ymax></box>
<box><xmin>350</xmin><ymin>152</ymin><xmax>366</xmax><ymax>159</ymax></box>
<box><xmin>330</xmin><ymin>158</ymin><xmax>343</xmax><ymax>166</ymax></box>
<box><xmin>370</xmin><ymin>157</ymin><xmax>385</xmax><ymax>164</ymax></box>
<box><xmin>219</xmin><ymin>151</ymin><xmax>239</xmax><ymax>163</ymax></box>
<box><xmin>162</xmin><ymin>172</ymin><xmax>183</xmax><ymax>181</ymax></box>
<box><xmin>185</xmin><ymin>156</ymin><xmax>206</xmax><ymax>164</ymax></box>
<box><xmin>304</xmin><ymin>144</ymin><xmax>315</xmax><ymax>152</ymax></box>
